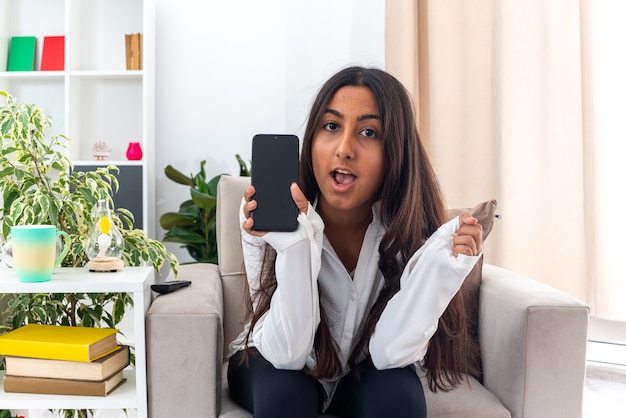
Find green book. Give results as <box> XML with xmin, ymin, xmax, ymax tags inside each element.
<box><xmin>7</xmin><ymin>36</ymin><xmax>37</xmax><ymax>71</ymax></box>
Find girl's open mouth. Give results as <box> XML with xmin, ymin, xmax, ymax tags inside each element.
<box><xmin>332</xmin><ymin>169</ymin><xmax>357</xmax><ymax>186</ymax></box>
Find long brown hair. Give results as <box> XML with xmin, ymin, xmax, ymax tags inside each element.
<box><xmin>244</xmin><ymin>66</ymin><xmax>478</xmax><ymax>391</ymax></box>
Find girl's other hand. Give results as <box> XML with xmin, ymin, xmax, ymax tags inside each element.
<box><xmin>453</xmin><ymin>213</ymin><xmax>483</xmax><ymax>257</ymax></box>
<box><xmin>242</xmin><ymin>185</ymin><xmax>266</xmax><ymax>237</ymax></box>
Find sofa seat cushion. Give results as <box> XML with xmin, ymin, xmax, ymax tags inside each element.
<box><xmin>420</xmin><ymin>372</ymin><xmax>510</xmax><ymax>418</ymax></box>
<box><xmin>219</xmin><ymin>363</ymin><xmax>509</xmax><ymax>418</ymax></box>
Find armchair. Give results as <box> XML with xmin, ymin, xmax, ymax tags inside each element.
<box><xmin>146</xmin><ymin>175</ymin><xmax>589</xmax><ymax>418</ymax></box>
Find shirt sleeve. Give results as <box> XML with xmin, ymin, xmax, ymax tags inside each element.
<box><xmin>239</xmin><ymin>198</ymin><xmax>324</xmax><ymax>369</ymax></box>
<box><xmin>369</xmin><ymin>216</ymin><xmax>481</xmax><ymax>369</ymax></box>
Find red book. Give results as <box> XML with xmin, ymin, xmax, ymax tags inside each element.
<box><xmin>40</xmin><ymin>36</ymin><xmax>65</xmax><ymax>71</ymax></box>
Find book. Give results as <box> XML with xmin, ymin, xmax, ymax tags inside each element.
<box><xmin>125</xmin><ymin>33</ymin><xmax>143</xmax><ymax>70</ymax></box>
<box><xmin>7</xmin><ymin>36</ymin><xmax>37</xmax><ymax>71</ymax></box>
<box><xmin>125</xmin><ymin>34</ymin><xmax>132</xmax><ymax>70</ymax></box>
<box><xmin>138</xmin><ymin>32</ymin><xmax>143</xmax><ymax>70</ymax></box>
<box><xmin>131</xmin><ymin>33</ymin><xmax>140</xmax><ymax>70</ymax></box>
<box><xmin>40</xmin><ymin>35</ymin><xmax>65</xmax><ymax>71</ymax></box>
<box><xmin>3</xmin><ymin>370</ymin><xmax>126</xmax><ymax>396</ymax></box>
<box><xmin>4</xmin><ymin>345</ymin><xmax>129</xmax><ymax>381</ymax></box>
<box><xmin>0</xmin><ymin>324</ymin><xmax>119</xmax><ymax>362</ymax></box>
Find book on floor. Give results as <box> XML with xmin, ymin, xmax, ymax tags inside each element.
<box><xmin>3</xmin><ymin>345</ymin><xmax>129</xmax><ymax>381</ymax></box>
<box><xmin>3</xmin><ymin>370</ymin><xmax>127</xmax><ymax>397</ymax></box>
<box><xmin>7</xmin><ymin>36</ymin><xmax>37</xmax><ymax>71</ymax></box>
<box><xmin>0</xmin><ymin>324</ymin><xmax>119</xmax><ymax>362</ymax></box>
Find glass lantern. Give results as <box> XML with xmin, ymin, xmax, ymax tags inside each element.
<box><xmin>86</xmin><ymin>200</ymin><xmax>124</xmax><ymax>272</ymax></box>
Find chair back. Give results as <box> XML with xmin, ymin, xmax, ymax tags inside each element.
<box><xmin>216</xmin><ymin>175</ymin><xmax>251</xmax><ymax>359</ymax></box>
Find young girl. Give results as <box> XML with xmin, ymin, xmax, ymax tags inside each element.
<box><xmin>227</xmin><ymin>66</ymin><xmax>483</xmax><ymax>418</ymax></box>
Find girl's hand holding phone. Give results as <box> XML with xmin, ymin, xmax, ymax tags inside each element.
<box><xmin>242</xmin><ymin>183</ymin><xmax>309</xmax><ymax>237</ymax></box>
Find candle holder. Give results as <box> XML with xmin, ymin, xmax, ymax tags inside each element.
<box><xmin>86</xmin><ymin>200</ymin><xmax>124</xmax><ymax>272</ymax></box>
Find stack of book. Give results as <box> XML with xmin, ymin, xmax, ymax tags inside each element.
<box><xmin>0</xmin><ymin>324</ymin><xmax>129</xmax><ymax>396</ymax></box>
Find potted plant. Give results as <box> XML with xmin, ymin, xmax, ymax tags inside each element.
<box><xmin>0</xmin><ymin>91</ymin><xmax>178</xmax><ymax>331</ymax></box>
<box><xmin>159</xmin><ymin>155</ymin><xmax>250</xmax><ymax>264</ymax></box>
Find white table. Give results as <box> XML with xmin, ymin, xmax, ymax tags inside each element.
<box><xmin>0</xmin><ymin>266</ymin><xmax>154</xmax><ymax>417</ymax></box>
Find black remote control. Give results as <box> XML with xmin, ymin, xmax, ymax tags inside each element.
<box><xmin>151</xmin><ymin>280</ymin><xmax>191</xmax><ymax>295</ymax></box>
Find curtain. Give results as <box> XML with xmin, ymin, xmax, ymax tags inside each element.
<box><xmin>386</xmin><ymin>0</ymin><xmax>625</xmax><ymax>320</ymax></box>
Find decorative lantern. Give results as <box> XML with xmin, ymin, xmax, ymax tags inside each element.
<box><xmin>86</xmin><ymin>200</ymin><xmax>124</xmax><ymax>272</ymax></box>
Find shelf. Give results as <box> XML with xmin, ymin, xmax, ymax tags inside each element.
<box><xmin>73</xmin><ymin>160</ymin><xmax>144</xmax><ymax>167</ymax></box>
<box><xmin>0</xmin><ymin>266</ymin><xmax>153</xmax><ymax>294</ymax></box>
<box><xmin>0</xmin><ymin>71</ymin><xmax>143</xmax><ymax>79</ymax></box>
<box><xmin>0</xmin><ymin>71</ymin><xmax>65</xmax><ymax>80</ymax></box>
<box><xmin>69</xmin><ymin>70</ymin><xmax>143</xmax><ymax>79</ymax></box>
<box><xmin>0</xmin><ymin>266</ymin><xmax>154</xmax><ymax>416</ymax></box>
<box><xmin>0</xmin><ymin>369</ymin><xmax>138</xmax><ymax>410</ymax></box>
<box><xmin>0</xmin><ymin>0</ymin><xmax>154</xmax><ymax>237</ymax></box>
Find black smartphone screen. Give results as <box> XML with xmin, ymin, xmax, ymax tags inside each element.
<box><xmin>251</xmin><ymin>134</ymin><xmax>299</xmax><ymax>231</ymax></box>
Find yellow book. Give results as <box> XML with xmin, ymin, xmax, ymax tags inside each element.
<box><xmin>0</xmin><ymin>324</ymin><xmax>119</xmax><ymax>362</ymax></box>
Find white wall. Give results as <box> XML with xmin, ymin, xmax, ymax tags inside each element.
<box><xmin>154</xmin><ymin>0</ymin><xmax>385</xmax><ymax>262</ymax></box>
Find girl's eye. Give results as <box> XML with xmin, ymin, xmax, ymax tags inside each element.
<box><xmin>361</xmin><ymin>128</ymin><xmax>377</xmax><ymax>138</ymax></box>
<box><xmin>324</xmin><ymin>122</ymin><xmax>339</xmax><ymax>131</ymax></box>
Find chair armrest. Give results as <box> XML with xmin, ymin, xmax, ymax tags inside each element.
<box><xmin>479</xmin><ymin>264</ymin><xmax>589</xmax><ymax>418</ymax></box>
<box><xmin>146</xmin><ymin>263</ymin><xmax>224</xmax><ymax>418</ymax></box>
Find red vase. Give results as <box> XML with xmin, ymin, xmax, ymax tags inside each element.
<box><xmin>126</xmin><ymin>142</ymin><xmax>143</xmax><ymax>160</ymax></box>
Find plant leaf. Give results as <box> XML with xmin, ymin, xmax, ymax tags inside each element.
<box><xmin>236</xmin><ymin>154</ymin><xmax>251</xmax><ymax>176</ymax></box>
<box><xmin>190</xmin><ymin>188</ymin><xmax>216</xmax><ymax>211</ymax></box>
<box><xmin>162</xmin><ymin>226</ymin><xmax>207</xmax><ymax>244</ymax></box>
<box><xmin>159</xmin><ymin>212</ymin><xmax>197</xmax><ymax>229</ymax></box>
<box><xmin>164</xmin><ymin>164</ymin><xmax>194</xmax><ymax>186</ymax></box>
<box><xmin>207</xmin><ymin>174</ymin><xmax>224</xmax><ymax>197</ymax></box>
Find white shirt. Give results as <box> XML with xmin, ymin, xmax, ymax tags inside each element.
<box><xmin>229</xmin><ymin>200</ymin><xmax>480</xmax><ymax>409</ymax></box>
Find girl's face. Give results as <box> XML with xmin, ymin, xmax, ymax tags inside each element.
<box><xmin>312</xmin><ymin>86</ymin><xmax>385</xmax><ymax>217</ymax></box>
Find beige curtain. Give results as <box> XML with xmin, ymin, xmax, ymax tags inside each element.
<box><xmin>386</xmin><ymin>0</ymin><xmax>625</xmax><ymax>320</ymax></box>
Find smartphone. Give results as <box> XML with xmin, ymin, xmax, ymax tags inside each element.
<box><xmin>251</xmin><ymin>134</ymin><xmax>300</xmax><ymax>231</ymax></box>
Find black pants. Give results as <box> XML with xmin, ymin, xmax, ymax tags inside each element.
<box><xmin>227</xmin><ymin>348</ymin><xmax>427</xmax><ymax>418</ymax></box>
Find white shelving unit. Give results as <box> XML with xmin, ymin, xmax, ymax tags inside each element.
<box><xmin>0</xmin><ymin>0</ymin><xmax>155</xmax><ymax>237</ymax></box>
<box><xmin>0</xmin><ymin>266</ymin><xmax>155</xmax><ymax>417</ymax></box>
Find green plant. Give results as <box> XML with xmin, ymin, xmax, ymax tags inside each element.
<box><xmin>0</xmin><ymin>91</ymin><xmax>174</xmax><ymax>417</ymax></box>
<box><xmin>0</xmin><ymin>91</ymin><xmax>177</xmax><ymax>272</ymax></box>
<box><xmin>159</xmin><ymin>155</ymin><xmax>250</xmax><ymax>264</ymax></box>
<box><xmin>0</xmin><ymin>410</ymin><xmax>25</xmax><ymax>418</ymax></box>
<box><xmin>0</xmin><ymin>91</ymin><xmax>178</xmax><ymax>328</ymax></box>
<box><xmin>0</xmin><ymin>409</ymin><xmax>98</xmax><ymax>418</ymax></box>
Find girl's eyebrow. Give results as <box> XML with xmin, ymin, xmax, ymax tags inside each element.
<box><xmin>325</xmin><ymin>108</ymin><xmax>343</xmax><ymax>118</ymax></box>
<box><xmin>324</xmin><ymin>108</ymin><xmax>380</xmax><ymax>121</ymax></box>
<box><xmin>357</xmin><ymin>114</ymin><xmax>380</xmax><ymax>122</ymax></box>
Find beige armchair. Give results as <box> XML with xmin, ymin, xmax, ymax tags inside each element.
<box><xmin>146</xmin><ymin>175</ymin><xmax>589</xmax><ymax>418</ymax></box>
